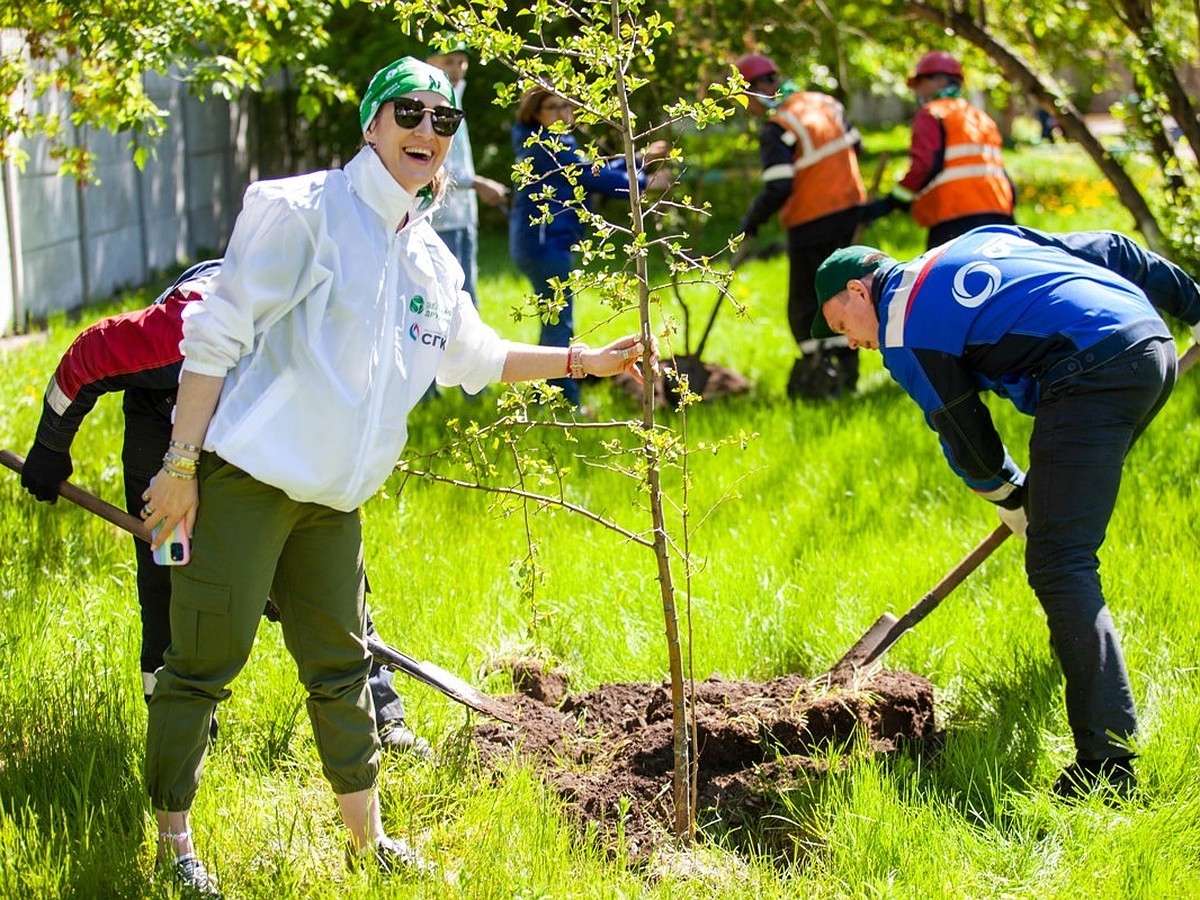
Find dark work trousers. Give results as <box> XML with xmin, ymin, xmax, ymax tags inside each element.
<box><xmin>786</xmin><ymin>219</ymin><xmax>860</xmax><ymax>347</ymax></box>
<box><xmin>121</xmin><ymin>391</ymin><xmax>405</xmax><ymax>728</ymax></box>
<box><xmin>927</xmin><ymin>212</ymin><xmax>1015</xmax><ymax>250</ymax></box>
<box><xmin>1026</xmin><ymin>336</ymin><xmax>1176</xmax><ymax>762</ymax></box>
<box><xmin>121</xmin><ymin>389</ymin><xmax>176</xmax><ymax>682</ymax></box>
<box><xmin>513</xmin><ymin>247</ymin><xmax>580</xmax><ymax>407</ymax></box>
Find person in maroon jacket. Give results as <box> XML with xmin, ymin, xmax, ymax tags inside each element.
<box><xmin>20</xmin><ymin>260</ymin><xmax>428</xmax><ymax>755</ymax></box>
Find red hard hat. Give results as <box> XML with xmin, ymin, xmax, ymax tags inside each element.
<box><xmin>907</xmin><ymin>51</ymin><xmax>964</xmax><ymax>88</ymax></box>
<box><xmin>735</xmin><ymin>53</ymin><xmax>779</xmax><ymax>84</ymax></box>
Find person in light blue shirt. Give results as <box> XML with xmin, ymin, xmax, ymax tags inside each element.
<box><xmin>427</xmin><ymin>40</ymin><xmax>509</xmax><ymax>307</ymax></box>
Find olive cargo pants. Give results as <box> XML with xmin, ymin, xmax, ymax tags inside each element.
<box><xmin>146</xmin><ymin>455</ymin><xmax>379</xmax><ymax>811</ymax></box>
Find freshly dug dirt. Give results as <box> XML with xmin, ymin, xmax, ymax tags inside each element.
<box><xmin>613</xmin><ymin>360</ymin><xmax>752</xmax><ymax>408</ymax></box>
<box><xmin>472</xmin><ymin>667</ymin><xmax>937</xmax><ymax>857</ymax></box>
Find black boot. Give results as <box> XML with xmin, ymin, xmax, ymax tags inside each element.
<box><xmin>1052</xmin><ymin>756</ymin><xmax>1136</xmax><ymax>803</ymax></box>
<box><xmin>787</xmin><ymin>352</ymin><xmax>840</xmax><ymax>400</ymax></box>
<box><xmin>830</xmin><ymin>347</ymin><xmax>860</xmax><ymax>396</ymax></box>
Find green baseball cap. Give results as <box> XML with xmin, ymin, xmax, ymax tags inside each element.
<box><xmin>359</xmin><ymin>57</ymin><xmax>457</xmax><ymax>132</ymax></box>
<box><xmin>812</xmin><ymin>245</ymin><xmax>891</xmax><ymax>339</ymax></box>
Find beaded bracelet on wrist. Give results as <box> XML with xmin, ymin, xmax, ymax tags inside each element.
<box><xmin>168</xmin><ymin>440</ymin><xmax>201</xmax><ymax>455</ymax></box>
<box><xmin>568</xmin><ymin>343</ymin><xmax>588</xmax><ymax>380</ymax></box>
<box><xmin>163</xmin><ymin>450</ymin><xmax>198</xmax><ymax>470</ymax></box>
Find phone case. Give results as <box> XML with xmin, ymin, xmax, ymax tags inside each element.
<box><xmin>151</xmin><ymin>521</ymin><xmax>191</xmax><ymax>566</ymax></box>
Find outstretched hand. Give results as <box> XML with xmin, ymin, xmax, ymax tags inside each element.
<box><xmin>586</xmin><ymin>334</ymin><xmax>661</xmax><ymax>385</ymax></box>
<box><xmin>641</xmin><ymin>140</ymin><xmax>671</xmax><ymax>163</ymax></box>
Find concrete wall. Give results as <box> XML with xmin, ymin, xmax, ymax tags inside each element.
<box><xmin>1</xmin><ymin>66</ymin><xmax>244</xmax><ymax>335</ymax></box>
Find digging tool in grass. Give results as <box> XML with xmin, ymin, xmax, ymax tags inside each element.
<box><xmin>661</xmin><ymin>240</ymin><xmax>781</xmax><ymax>404</ymax></box>
<box><xmin>1</xmin><ymin>448</ymin><xmax>518</xmax><ymax>723</ymax></box>
<box><xmin>823</xmin><ymin>523</ymin><xmax>1011</xmax><ymax>687</ymax></box>
<box><xmin>822</xmin><ymin>339</ymin><xmax>1199</xmax><ymax>688</ymax></box>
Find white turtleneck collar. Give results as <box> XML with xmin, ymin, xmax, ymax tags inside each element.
<box><xmin>344</xmin><ymin>146</ymin><xmax>438</xmax><ymax>232</ymax></box>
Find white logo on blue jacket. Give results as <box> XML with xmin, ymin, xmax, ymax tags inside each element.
<box><xmin>952</xmin><ymin>261</ymin><xmax>1001</xmax><ymax>308</ymax></box>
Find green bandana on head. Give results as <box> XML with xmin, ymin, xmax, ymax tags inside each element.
<box><xmin>359</xmin><ymin>57</ymin><xmax>457</xmax><ymax>133</ymax></box>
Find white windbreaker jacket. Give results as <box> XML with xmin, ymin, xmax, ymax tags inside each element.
<box><xmin>180</xmin><ymin>146</ymin><xmax>510</xmax><ymax>511</ymax></box>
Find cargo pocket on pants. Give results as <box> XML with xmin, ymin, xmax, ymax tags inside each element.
<box><xmin>171</xmin><ymin>577</ymin><xmax>231</xmax><ymax>660</ymax></box>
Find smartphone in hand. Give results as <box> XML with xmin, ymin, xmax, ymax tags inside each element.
<box><xmin>151</xmin><ymin>520</ymin><xmax>191</xmax><ymax>566</ymax></box>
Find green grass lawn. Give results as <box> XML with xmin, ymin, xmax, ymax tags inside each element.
<box><xmin>1</xmin><ymin>142</ymin><xmax>1198</xmax><ymax>898</ymax></box>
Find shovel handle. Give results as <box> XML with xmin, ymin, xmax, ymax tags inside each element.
<box><xmin>890</xmin><ymin>523</ymin><xmax>1010</xmax><ymax>634</ymax></box>
<box><xmin>828</xmin><ymin>523</ymin><xmax>1010</xmax><ymax>681</ymax></box>
<box><xmin>1</xmin><ymin>449</ymin><xmax>152</xmax><ymax>543</ymax></box>
<box><xmin>1181</xmin><ymin>341</ymin><xmax>1199</xmax><ymax>376</ymax></box>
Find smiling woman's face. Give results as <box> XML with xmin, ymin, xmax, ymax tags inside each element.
<box><xmin>535</xmin><ymin>96</ymin><xmax>574</xmax><ymax>128</ymax></box>
<box><xmin>365</xmin><ymin>90</ymin><xmax>453</xmax><ymax>194</ymax></box>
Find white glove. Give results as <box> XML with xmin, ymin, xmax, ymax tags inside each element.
<box><xmin>996</xmin><ymin>504</ymin><xmax>1028</xmax><ymax>539</ymax></box>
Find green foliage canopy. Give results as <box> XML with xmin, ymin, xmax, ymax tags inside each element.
<box><xmin>0</xmin><ymin>0</ymin><xmax>356</xmax><ymax>179</ymax></box>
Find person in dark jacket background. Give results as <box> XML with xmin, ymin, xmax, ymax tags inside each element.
<box><xmin>733</xmin><ymin>51</ymin><xmax>867</xmax><ymax>400</ymax></box>
<box><xmin>19</xmin><ymin>260</ymin><xmax>429</xmax><ymax>757</ymax></box>
<box><xmin>508</xmin><ymin>88</ymin><xmax>668</xmax><ymax>408</ymax></box>
<box><xmin>811</xmin><ymin>225</ymin><xmax>1200</xmax><ymax>800</ymax></box>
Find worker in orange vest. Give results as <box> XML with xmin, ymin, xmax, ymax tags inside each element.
<box><xmin>734</xmin><ymin>52</ymin><xmax>867</xmax><ymax>400</ymax></box>
<box><xmin>863</xmin><ymin>51</ymin><xmax>1015</xmax><ymax>249</ymax></box>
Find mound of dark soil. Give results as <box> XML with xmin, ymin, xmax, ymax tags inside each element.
<box><xmin>613</xmin><ymin>360</ymin><xmax>752</xmax><ymax>408</ymax></box>
<box><xmin>472</xmin><ymin>668</ymin><xmax>936</xmax><ymax>856</ymax></box>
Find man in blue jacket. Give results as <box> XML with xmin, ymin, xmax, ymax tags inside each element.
<box><xmin>810</xmin><ymin>225</ymin><xmax>1200</xmax><ymax>800</ymax></box>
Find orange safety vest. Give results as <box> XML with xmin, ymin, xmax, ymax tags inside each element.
<box><xmin>910</xmin><ymin>97</ymin><xmax>1013</xmax><ymax>228</ymax></box>
<box><xmin>767</xmin><ymin>92</ymin><xmax>866</xmax><ymax>229</ymax></box>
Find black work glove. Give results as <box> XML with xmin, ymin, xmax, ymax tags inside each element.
<box><xmin>859</xmin><ymin>197</ymin><xmax>898</xmax><ymax>226</ymax></box>
<box><xmin>21</xmin><ymin>442</ymin><xmax>73</xmax><ymax>503</ymax></box>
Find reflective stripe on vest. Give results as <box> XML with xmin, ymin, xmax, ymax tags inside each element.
<box><xmin>768</xmin><ymin>93</ymin><xmax>866</xmax><ymax>229</ymax></box>
<box><xmin>910</xmin><ymin>99</ymin><xmax>1013</xmax><ymax>228</ymax></box>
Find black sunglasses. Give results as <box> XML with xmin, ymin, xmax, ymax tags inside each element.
<box><xmin>390</xmin><ymin>98</ymin><xmax>464</xmax><ymax>137</ymax></box>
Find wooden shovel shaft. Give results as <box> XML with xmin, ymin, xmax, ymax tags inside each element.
<box><xmin>1</xmin><ymin>449</ymin><xmax>151</xmax><ymax>542</ymax></box>
<box><xmin>890</xmin><ymin>524</ymin><xmax>1011</xmax><ymax>636</ymax></box>
<box><xmin>827</xmin><ymin>524</ymin><xmax>1009</xmax><ymax>682</ymax></box>
<box><xmin>1181</xmin><ymin>341</ymin><xmax>1199</xmax><ymax>376</ymax></box>
<box><xmin>3</xmin><ymin>448</ymin><xmax>516</xmax><ymax>721</ymax></box>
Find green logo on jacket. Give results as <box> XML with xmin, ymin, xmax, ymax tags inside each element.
<box><xmin>410</xmin><ymin>295</ymin><xmax>425</xmax><ymax>314</ymax></box>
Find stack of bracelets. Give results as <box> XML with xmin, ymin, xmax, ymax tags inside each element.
<box><xmin>162</xmin><ymin>440</ymin><xmax>200</xmax><ymax>481</ymax></box>
<box><xmin>568</xmin><ymin>343</ymin><xmax>588</xmax><ymax>380</ymax></box>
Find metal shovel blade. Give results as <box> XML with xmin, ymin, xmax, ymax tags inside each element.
<box><xmin>366</xmin><ymin>637</ymin><xmax>518</xmax><ymax>724</ymax></box>
<box><xmin>825</xmin><ymin>611</ymin><xmax>900</xmax><ymax>684</ymax></box>
<box><xmin>822</xmin><ymin>524</ymin><xmax>1011</xmax><ymax>687</ymax></box>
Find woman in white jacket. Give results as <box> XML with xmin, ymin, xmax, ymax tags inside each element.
<box><xmin>140</xmin><ymin>57</ymin><xmax>653</xmax><ymax>895</ymax></box>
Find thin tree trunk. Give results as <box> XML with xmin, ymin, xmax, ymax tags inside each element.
<box><xmin>611</xmin><ymin>0</ymin><xmax>693</xmax><ymax>843</ymax></box>
<box><xmin>906</xmin><ymin>0</ymin><xmax>1166</xmax><ymax>252</ymax></box>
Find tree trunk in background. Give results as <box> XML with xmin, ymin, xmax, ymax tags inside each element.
<box><xmin>1112</xmin><ymin>0</ymin><xmax>1200</xmax><ymax>160</ymax></box>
